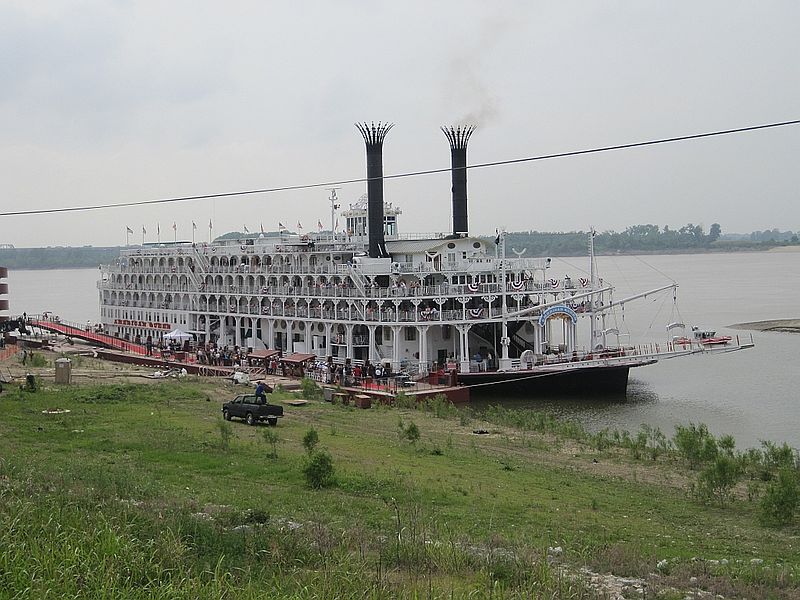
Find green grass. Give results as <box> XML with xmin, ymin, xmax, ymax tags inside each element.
<box><xmin>0</xmin><ymin>380</ymin><xmax>798</xmax><ymax>598</ymax></box>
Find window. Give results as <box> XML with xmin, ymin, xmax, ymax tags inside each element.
<box><xmin>405</xmin><ymin>328</ymin><xmax>417</xmax><ymax>341</ymax></box>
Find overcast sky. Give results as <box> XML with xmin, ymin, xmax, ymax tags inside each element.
<box><xmin>1</xmin><ymin>1</ymin><xmax>798</xmax><ymax>247</ymax></box>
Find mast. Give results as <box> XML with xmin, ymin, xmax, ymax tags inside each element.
<box><xmin>589</xmin><ymin>229</ymin><xmax>597</xmax><ymax>350</ymax></box>
<box><xmin>498</xmin><ymin>228</ymin><xmax>511</xmax><ymax>370</ymax></box>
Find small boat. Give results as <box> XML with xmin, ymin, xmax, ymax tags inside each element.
<box><xmin>673</xmin><ymin>326</ymin><xmax>732</xmax><ymax>347</ymax></box>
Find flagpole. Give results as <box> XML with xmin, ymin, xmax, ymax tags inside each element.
<box><xmin>142</xmin><ymin>227</ymin><xmax>145</xmax><ymax>246</ymax></box>
<box><xmin>126</xmin><ymin>229</ymin><xmax>130</xmax><ymax>246</ymax></box>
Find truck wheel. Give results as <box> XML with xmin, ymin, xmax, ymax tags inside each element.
<box><xmin>246</xmin><ymin>412</ymin><xmax>255</xmax><ymax>426</ymax></box>
<box><xmin>267</xmin><ymin>417</ymin><xmax>277</xmax><ymax>427</ymax></box>
<box><xmin>223</xmin><ymin>409</ymin><xmax>231</xmax><ymax>421</ymax></box>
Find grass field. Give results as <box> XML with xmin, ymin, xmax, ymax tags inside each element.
<box><xmin>0</xmin><ymin>377</ymin><xmax>798</xmax><ymax>598</ymax></box>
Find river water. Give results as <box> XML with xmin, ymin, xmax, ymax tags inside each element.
<box><xmin>5</xmin><ymin>252</ymin><xmax>799</xmax><ymax>448</ymax></box>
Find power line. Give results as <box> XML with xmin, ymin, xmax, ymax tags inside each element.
<box><xmin>2</xmin><ymin>118</ymin><xmax>798</xmax><ymax>218</ymax></box>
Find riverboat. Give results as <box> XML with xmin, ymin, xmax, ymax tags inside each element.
<box><xmin>97</xmin><ymin>123</ymin><xmax>753</xmax><ymax>394</ymax></box>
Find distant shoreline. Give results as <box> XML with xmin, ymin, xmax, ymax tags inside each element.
<box><xmin>1</xmin><ymin>242</ymin><xmax>796</xmax><ymax>270</ymax></box>
<box><xmin>4</xmin><ymin>266</ymin><xmax>103</xmax><ymax>271</ymax></box>
<box><xmin>730</xmin><ymin>319</ymin><xmax>800</xmax><ymax>333</ymax></box>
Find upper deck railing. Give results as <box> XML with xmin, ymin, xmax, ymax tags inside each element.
<box><xmin>98</xmin><ymin>278</ymin><xmax>593</xmax><ymax>300</ymax></box>
<box><xmin>104</xmin><ymin>255</ymin><xmax>551</xmax><ymax>277</ymax></box>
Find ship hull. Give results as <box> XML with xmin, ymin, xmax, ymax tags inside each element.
<box><xmin>459</xmin><ymin>364</ymin><xmax>633</xmax><ymax>396</ymax></box>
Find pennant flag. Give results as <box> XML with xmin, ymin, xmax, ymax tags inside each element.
<box><xmin>318</xmin><ymin>220</ymin><xmax>323</xmax><ymax>231</ymax></box>
<box><xmin>243</xmin><ymin>225</ymin><xmax>250</xmax><ymax>233</ymax></box>
<box><xmin>157</xmin><ymin>223</ymin><xmax>160</xmax><ymax>234</ymax></box>
<box><xmin>297</xmin><ymin>221</ymin><xmax>303</xmax><ymax>230</ymax></box>
<box><xmin>126</xmin><ymin>226</ymin><xmax>133</xmax><ymax>234</ymax></box>
<box><xmin>142</xmin><ymin>226</ymin><xmax>146</xmax><ymax>235</ymax></box>
<box><xmin>278</xmin><ymin>222</ymin><xmax>285</xmax><ymax>231</ymax></box>
<box><xmin>208</xmin><ymin>219</ymin><xmax>212</xmax><ymax>229</ymax></box>
<box><xmin>260</xmin><ymin>223</ymin><xmax>265</xmax><ymax>234</ymax></box>
<box><xmin>192</xmin><ymin>221</ymin><xmax>197</xmax><ymax>230</ymax></box>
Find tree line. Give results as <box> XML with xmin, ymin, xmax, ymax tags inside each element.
<box><xmin>500</xmin><ymin>223</ymin><xmax>799</xmax><ymax>257</ymax></box>
<box><xmin>1</xmin><ymin>223</ymin><xmax>798</xmax><ymax>269</ymax></box>
<box><xmin>0</xmin><ymin>247</ymin><xmax>120</xmax><ymax>270</ymax></box>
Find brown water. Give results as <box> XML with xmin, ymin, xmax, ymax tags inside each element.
<box><xmin>479</xmin><ymin>251</ymin><xmax>800</xmax><ymax>448</ymax></box>
<box><xmin>6</xmin><ymin>252</ymin><xmax>800</xmax><ymax>447</ymax></box>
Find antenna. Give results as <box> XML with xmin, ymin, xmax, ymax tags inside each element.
<box><xmin>327</xmin><ymin>187</ymin><xmax>341</xmax><ymax>234</ymax></box>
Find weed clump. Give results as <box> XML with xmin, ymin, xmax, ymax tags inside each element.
<box><xmin>303</xmin><ymin>450</ymin><xmax>335</xmax><ymax>489</ymax></box>
<box><xmin>697</xmin><ymin>455</ymin><xmax>741</xmax><ymax>506</ymax></box>
<box><xmin>300</xmin><ymin>377</ymin><xmax>323</xmax><ymax>401</ymax></box>
<box><xmin>398</xmin><ymin>419</ymin><xmax>420</xmax><ymax>444</ymax></box>
<box><xmin>760</xmin><ymin>468</ymin><xmax>799</xmax><ymax>526</ymax></box>
<box><xmin>302</xmin><ymin>428</ymin><xmax>319</xmax><ymax>454</ymax></box>
<box><xmin>216</xmin><ymin>418</ymin><xmax>233</xmax><ymax>451</ymax></box>
<box><xmin>394</xmin><ymin>392</ymin><xmax>415</xmax><ymax>409</ymax></box>
<box><xmin>673</xmin><ymin>423</ymin><xmax>718</xmax><ymax>469</ymax></box>
<box><xmin>263</xmin><ymin>429</ymin><xmax>281</xmax><ymax>459</ymax></box>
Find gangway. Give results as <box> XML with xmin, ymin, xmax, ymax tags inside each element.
<box><xmin>30</xmin><ymin>318</ymin><xmax>147</xmax><ymax>355</ymax></box>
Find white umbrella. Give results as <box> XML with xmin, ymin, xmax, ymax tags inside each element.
<box><xmin>163</xmin><ymin>328</ymin><xmax>193</xmax><ymax>341</ymax></box>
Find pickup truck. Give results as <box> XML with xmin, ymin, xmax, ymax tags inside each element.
<box><xmin>222</xmin><ymin>394</ymin><xmax>284</xmax><ymax>426</ymax></box>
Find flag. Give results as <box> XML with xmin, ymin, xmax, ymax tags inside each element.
<box><xmin>297</xmin><ymin>221</ymin><xmax>303</xmax><ymax>230</ymax></box>
<box><xmin>278</xmin><ymin>222</ymin><xmax>285</xmax><ymax>231</ymax></box>
<box><xmin>192</xmin><ymin>221</ymin><xmax>197</xmax><ymax>230</ymax></box>
<box><xmin>335</xmin><ymin>217</ymin><xmax>339</xmax><ymax>230</ymax></box>
<box><xmin>208</xmin><ymin>219</ymin><xmax>212</xmax><ymax>229</ymax></box>
<box><xmin>126</xmin><ymin>226</ymin><xmax>133</xmax><ymax>234</ymax></box>
<box><xmin>172</xmin><ymin>222</ymin><xmax>177</xmax><ymax>231</ymax></box>
<box><xmin>243</xmin><ymin>225</ymin><xmax>250</xmax><ymax>233</ymax></box>
<box><xmin>157</xmin><ymin>223</ymin><xmax>160</xmax><ymax>235</ymax></box>
<box><xmin>494</xmin><ymin>229</ymin><xmax>500</xmax><ymax>245</ymax></box>
<box><xmin>318</xmin><ymin>220</ymin><xmax>323</xmax><ymax>231</ymax></box>
<box><xmin>260</xmin><ymin>223</ymin><xmax>264</xmax><ymax>234</ymax></box>
<box><xmin>142</xmin><ymin>226</ymin><xmax>146</xmax><ymax>235</ymax></box>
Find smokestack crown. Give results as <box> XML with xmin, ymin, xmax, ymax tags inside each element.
<box><xmin>356</xmin><ymin>121</ymin><xmax>394</xmax><ymax>148</ymax></box>
<box><xmin>441</xmin><ymin>125</ymin><xmax>475</xmax><ymax>150</ymax></box>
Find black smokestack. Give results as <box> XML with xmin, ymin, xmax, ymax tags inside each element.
<box><xmin>356</xmin><ymin>122</ymin><xmax>393</xmax><ymax>258</ymax></box>
<box><xmin>442</xmin><ymin>125</ymin><xmax>475</xmax><ymax>237</ymax></box>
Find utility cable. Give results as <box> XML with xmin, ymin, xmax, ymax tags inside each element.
<box><xmin>1</xmin><ymin>118</ymin><xmax>798</xmax><ymax>218</ymax></box>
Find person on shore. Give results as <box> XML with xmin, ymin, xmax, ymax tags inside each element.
<box><xmin>255</xmin><ymin>381</ymin><xmax>268</xmax><ymax>404</ymax></box>
<box><xmin>145</xmin><ymin>335</ymin><xmax>153</xmax><ymax>356</ymax></box>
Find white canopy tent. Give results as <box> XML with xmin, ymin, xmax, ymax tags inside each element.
<box><xmin>163</xmin><ymin>328</ymin><xmax>193</xmax><ymax>342</ymax></box>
